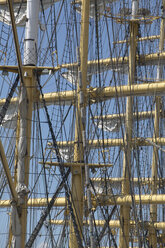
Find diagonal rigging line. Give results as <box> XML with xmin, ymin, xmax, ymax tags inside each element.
<box><xmin>36</xmin><ymin>75</ymin><xmax>84</xmax><ymax>248</ymax></box>
<box><xmin>39</xmin><ymin>0</ymin><xmax>64</xmax><ymax>66</ymax></box>
<box><xmin>8</xmin><ymin>0</ymin><xmax>24</xmax><ymax>86</ymax></box>
<box><xmin>57</xmin><ymin>221</ymin><xmax>67</xmax><ymax>248</ymax></box>
<box><xmin>90</xmin><ymin>179</ymin><xmax>118</xmax><ymax>248</ymax></box>
<box><xmin>0</xmin><ymin>74</ymin><xmax>19</xmax><ymax>125</ymax></box>
<box><xmin>25</xmin><ymin>168</ymin><xmax>70</xmax><ymax>248</ymax></box>
<box><xmin>26</xmin><ymin>91</ymin><xmax>71</xmax><ymax>247</ymax></box>
<box><xmin>97</xmin><ymin>206</ymin><xmax>117</xmax><ymax>247</ymax></box>
<box><xmin>37</xmin><ymin>103</ymin><xmax>56</xmax><ymax>247</ymax></box>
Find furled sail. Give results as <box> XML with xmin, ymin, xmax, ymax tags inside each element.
<box><xmin>0</xmin><ymin>0</ymin><xmax>59</xmax><ymax>26</ymax></box>
<box><xmin>1</xmin><ymin>110</ymin><xmax>17</xmax><ymax>129</ymax></box>
<box><xmin>95</xmin><ymin>119</ymin><xmax>121</xmax><ymax>132</ymax></box>
<box><xmin>72</xmin><ymin>0</ymin><xmax>117</xmax><ymax>18</ymax></box>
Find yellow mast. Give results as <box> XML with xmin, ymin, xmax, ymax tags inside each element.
<box><xmin>69</xmin><ymin>0</ymin><xmax>90</xmax><ymax>246</ymax></box>
<box><xmin>3</xmin><ymin>0</ymin><xmax>39</xmax><ymax>246</ymax></box>
<box><xmin>119</xmin><ymin>1</ymin><xmax>138</xmax><ymax>247</ymax></box>
<box><xmin>150</xmin><ymin>1</ymin><xmax>165</xmax><ymax>247</ymax></box>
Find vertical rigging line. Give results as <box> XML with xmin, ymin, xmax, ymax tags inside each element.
<box><xmin>36</xmin><ymin>74</ymin><xmax>84</xmax><ymax>248</ymax></box>
<box><xmin>36</xmin><ymin>103</ymin><xmax>56</xmax><ymax>247</ymax></box>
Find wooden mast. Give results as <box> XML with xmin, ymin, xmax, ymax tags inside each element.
<box><xmin>150</xmin><ymin>1</ymin><xmax>165</xmax><ymax>247</ymax></box>
<box><xmin>69</xmin><ymin>0</ymin><xmax>90</xmax><ymax>247</ymax></box>
<box><xmin>5</xmin><ymin>0</ymin><xmax>40</xmax><ymax>246</ymax></box>
<box><xmin>119</xmin><ymin>1</ymin><xmax>138</xmax><ymax>247</ymax></box>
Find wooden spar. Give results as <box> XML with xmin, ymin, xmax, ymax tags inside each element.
<box><xmin>50</xmin><ymin>219</ymin><xmax>165</xmax><ymax>230</ymax></box>
<box><xmin>69</xmin><ymin>0</ymin><xmax>90</xmax><ymax>247</ymax></box>
<box><xmin>53</xmin><ymin>51</ymin><xmax>165</xmax><ymax>68</ymax></box>
<box><xmin>88</xmin><ymin>82</ymin><xmax>165</xmax><ymax>99</ymax></box>
<box><xmin>39</xmin><ymin>161</ymin><xmax>113</xmax><ymax>167</ymax></box>
<box><xmin>95</xmin><ymin>195</ymin><xmax>165</xmax><ymax>206</ymax></box>
<box><xmin>2</xmin><ymin>194</ymin><xmax>165</xmax><ymax>207</ymax></box>
<box><xmin>113</xmin><ymin>35</ymin><xmax>160</xmax><ymax>44</ymax></box>
<box><xmin>91</xmin><ymin>177</ymin><xmax>165</xmax><ymax>185</ymax></box>
<box><xmin>53</xmin><ymin>137</ymin><xmax>165</xmax><ymax>148</ymax></box>
<box><xmin>1</xmin><ymin>81</ymin><xmax>165</xmax><ymax>107</ymax></box>
<box><xmin>150</xmin><ymin>1</ymin><xmax>165</xmax><ymax>247</ymax></box>
<box><xmin>0</xmin><ymin>51</ymin><xmax>165</xmax><ymax>73</ymax></box>
<box><xmin>92</xmin><ymin>111</ymin><xmax>163</xmax><ymax>121</ymax></box>
<box><xmin>0</xmin><ymin>197</ymin><xmax>67</xmax><ymax>207</ymax></box>
<box><xmin>119</xmin><ymin>1</ymin><xmax>138</xmax><ymax>247</ymax></box>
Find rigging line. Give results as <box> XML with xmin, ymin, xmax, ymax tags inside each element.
<box><xmin>56</xmin><ymin>84</ymin><xmax>72</xmax><ymax>143</ymax></box>
<box><xmin>40</xmin><ymin>0</ymin><xmax>54</xmax><ymax>66</ymax></box>
<box><xmin>36</xmin><ymin>75</ymin><xmax>84</xmax><ymax>248</ymax></box>
<box><xmin>0</xmin><ymin>7</ymin><xmax>12</xmax><ymax>63</ymax></box>
<box><xmin>46</xmin><ymin>97</ymin><xmax>85</xmax><ymax>246</ymax></box>
<box><xmin>56</xmin><ymin>221</ymin><xmax>67</xmax><ymax>248</ymax></box>
<box><xmin>105</xmin><ymin>211</ymin><xmax>118</xmax><ymax>248</ymax></box>
<box><xmin>52</xmin><ymin>77</ymin><xmax>73</xmax><ymax>145</ymax></box>
<box><xmin>14</xmin><ymin>0</ymin><xmax>24</xmax><ymax>19</ymax></box>
<box><xmin>54</xmin><ymin>103</ymin><xmax>72</xmax><ymax>140</ymax></box>
<box><xmin>28</xmin><ymin>157</ymin><xmax>48</xmax><ymax>199</ymax></box>
<box><xmin>92</xmin><ymin>213</ymin><xmax>101</xmax><ymax>248</ymax></box>
<box><xmin>94</xmin><ymin>0</ymin><xmax>106</xmax><ymax>165</ymax></box>
<box><xmin>134</xmin><ymin>104</ymin><xmax>152</xmax><ymax>243</ymax></box>
<box><xmin>89</xmin><ymin>179</ymin><xmax>118</xmax><ymax>248</ymax></box>
<box><xmin>36</xmin><ymin>103</ymin><xmax>56</xmax><ymax>247</ymax></box>
<box><xmin>111</xmin><ymin>51</ymin><xmax>161</xmax><ymax>243</ymax></box>
<box><xmin>97</xmin><ymin>205</ymin><xmax>117</xmax><ymax>247</ymax></box>
<box><xmin>28</xmin><ymin>145</ymin><xmax>62</xmax><ymax>200</ymax></box>
<box><xmin>89</xmin><ymin>103</ymin><xmax>116</xmax><ymax>166</ymax></box>
<box><xmin>45</xmin><ymin>103</ymin><xmax>73</xmax><ymax>164</ymax></box>
<box><xmin>0</xmin><ymin>74</ymin><xmax>19</xmax><ymax>125</ymax></box>
<box><xmin>52</xmin><ymin>1</ymin><xmax>58</xmax><ymax>66</ymax></box>
<box><xmin>132</xmin><ymin>150</ymin><xmax>148</xmax><ymax>246</ymax></box>
<box><xmin>0</xmin><ymin>138</ymin><xmax>15</xmax><ymax>198</ymax></box>
<box><xmin>39</xmin><ymin>0</ymin><xmax>64</xmax><ymax>66</ymax></box>
<box><xmin>3</xmin><ymin>75</ymin><xmax>19</xmax><ymax>96</ymax></box>
<box><xmin>72</xmin><ymin>0</ymin><xmax>79</xmax><ymax>47</ymax></box>
<box><xmin>85</xmin><ymin>114</ymin><xmax>121</xmax><ymax>246</ymax></box>
<box><xmin>42</xmin><ymin>73</ymin><xmax>54</xmax><ymax>89</ymax></box>
<box><xmin>25</xmin><ymin>168</ymin><xmax>70</xmax><ymax>248</ymax></box>
<box><xmin>8</xmin><ymin>0</ymin><xmax>24</xmax><ymax>86</ymax></box>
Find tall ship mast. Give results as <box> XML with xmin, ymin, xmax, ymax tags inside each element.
<box><xmin>0</xmin><ymin>0</ymin><xmax>164</xmax><ymax>247</ymax></box>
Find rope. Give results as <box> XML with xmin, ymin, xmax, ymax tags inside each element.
<box><xmin>36</xmin><ymin>75</ymin><xmax>84</xmax><ymax>248</ymax></box>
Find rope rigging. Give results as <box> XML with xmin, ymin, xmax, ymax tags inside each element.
<box><xmin>36</xmin><ymin>74</ymin><xmax>84</xmax><ymax>248</ymax></box>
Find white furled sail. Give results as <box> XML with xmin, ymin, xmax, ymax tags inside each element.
<box><xmin>59</xmin><ymin>147</ymin><xmax>74</xmax><ymax>161</ymax></box>
<box><xmin>72</xmin><ymin>0</ymin><xmax>117</xmax><ymax>18</ymax></box>
<box><xmin>0</xmin><ymin>0</ymin><xmax>59</xmax><ymax>26</ymax></box>
<box><xmin>95</xmin><ymin>119</ymin><xmax>121</xmax><ymax>132</ymax></box>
